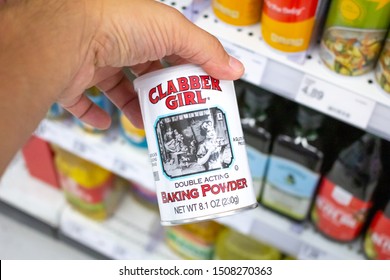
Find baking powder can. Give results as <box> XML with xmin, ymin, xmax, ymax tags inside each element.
<box><xmin>134</xmin><ymin>64</ymin><xmax>258</xmax><ymax>226</ymax></box>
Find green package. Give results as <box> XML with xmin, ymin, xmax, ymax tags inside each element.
<box><xmin>375</xmin><ymin>31</ymin><xmax>390</xmax><ymax>93</ymax></box>
<box><xmin>320</xmin><ymin>0</ymin><xmax>390</xmax><ymax>76</ymax></box>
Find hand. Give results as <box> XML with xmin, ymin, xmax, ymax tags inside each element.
<box><xmin>45</xmin><ymin>0</ymin><xmax>244</xmax><ymax>129</ymax></box>
<box><xmin>0</xmin><ymin>0</ymin><xmax>244</xmax><ymax>174</ymax></box>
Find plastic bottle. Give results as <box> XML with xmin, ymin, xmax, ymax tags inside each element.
<box><xmin>363</xmin><ymin>198</ymin><xmax>390</xmax><ymax>259</ymax></box>
<box><xmin>238</xmin><ymin>82</ymin><xmax>275</xmax><ymax>198</ymax></box>
<box><xmin>260</xmin><ymin>105</ymin><xmax>326</xmax><ymax>221</ymax></box>
<box><xmin>311</xmin><ymin>134</ymin><xmax>382</xmax><ymax>242</ymax></box>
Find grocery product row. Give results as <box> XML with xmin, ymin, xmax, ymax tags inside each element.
<box><xmin>236</xmin><ymin>80</ymin><xmax>390</xmax><ymax>260</ymax></box>
<box><xmin>33</xmin><ymin>81</ymin><xmax>390</xmax><ymax>259</ymax></box>
<box><xmin>210</xmin><ymin>0</ymin><xmax>390</xmax><ymax>79</ymax></box>
<box><xmin>0</xmin><ymin>151</ymin><xmax>294</xmax><ymax>260</ymax></box>
<box><xmin>10</xmin><ymin>130</ymin><xmax>390</xmax><ymax>260</ymax></box>
<box><xmin>168</xmin><ymin>0</ymin><xmax>390</xmax><ymax>143</ymax></box>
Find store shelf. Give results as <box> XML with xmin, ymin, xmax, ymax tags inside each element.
<box><xmin>0</xmin><ymin>211</ymin><xmax>94</xmax><ymax>260</ymax></box>
<box><xmin>218</xmin><ymin>205</ymin><xmax>364</xmax><ymax>260</ymax></box>
<box><xmin>34</xmin><ymin>117</ymin><xmax>365</xmax><ymax>260</ymax></box>
<box><xmin>59</xmin><ymin>195</ymin><xmax>180</xmax><ymax>260</ymax></box>
<box><xmin>0</xmin><ymin>153</ymin><xmax>66</xmax><ymax>229</ymax></box>
<box><xmin>35</xmin><ymin>117</ymin><xmax>155</xmax><ymax>191</ymax></box>
<box><xmin>166</xmin><ymin>0</ymin><xmax>390</xmax><ymax>141</ymax></box>
<box><xmin>0</xmin><ymin>154</ymin><xmax>180</xmax><ymax>260</ymax></box>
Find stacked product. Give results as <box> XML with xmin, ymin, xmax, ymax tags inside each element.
<box><xmin>165</xmin><ymin>221</ymin><xmax>225</xmax><ymax>260</ymax></box>
<box><xmin>53</xmin><ymin>146</ymin><xmax>126</xmax><ymax>220</ymax></box>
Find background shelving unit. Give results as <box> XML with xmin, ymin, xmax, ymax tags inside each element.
<box><xmin>32</xmin><ymin>116</ymin><xmax>365</xmax><ymax>260</ymax></box>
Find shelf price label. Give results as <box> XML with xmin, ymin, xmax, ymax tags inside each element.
<box><xmin>219</xmin><ymin>38</ymin><xmax>268</xmax><ymax>87</ymax></box>
<box><xmin>112</xmin><ymin>158</ymin><xmax>136</xmax><ymax>176</ymax></box>
<box><xmin>111</xmin><ymin>157</ymin><xmax>154</xmax><ymax>189</ymax></box>
<box><xmin>296</xmin><ymin>75</ymin><xmax>376</xmax><ymax>129</ymax></box>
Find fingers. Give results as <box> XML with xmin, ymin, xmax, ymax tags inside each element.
<box><xmin>60</xmin><ymin>94</ymin><xmax>111</xmax><ymax>130</ymax></box>
<box><xmin>95</xmin><ymin>69</ymin><xmax>144</xmax><ymax>128</ymax></box>
<box><xmin>130</xmin><ymin>60</ymin><xmax>164</xmax><ymax>77</ymax></box>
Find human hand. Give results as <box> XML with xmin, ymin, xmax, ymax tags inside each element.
<box><xmin>42</xmin><ymin>0</ymin><xmax>244</xmax><ymax>129</ymax></box>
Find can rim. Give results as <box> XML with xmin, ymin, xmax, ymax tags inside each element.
<box><xmin>133</xmin><ymin>63</ymin><xmax>202</xmax><ymax>91</ymax></box>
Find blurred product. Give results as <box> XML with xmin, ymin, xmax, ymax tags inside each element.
<box><xmin>213</xmin><ymin>227</ymin><xmax>282</xmax><ymax>259</ymax></box>
<box><xmin>311</xmin><ymin>134</ymin><xmax>382</xmax><ymax>242</ymax></box>
<box><xmin>22</xmin><ymin>136</ymin><xmax>60</xmax><ymax>189</ymax></box>
<box><xmin>261</xmin><ymin>0</ymin><xmax>321</xmax><ymax>53</ymax></box>
<box><xmin>53</xmin><ymin>147</ymin><xmax>125</xmax><ymax>220</ymax></box>
<box><xmin>375</xmin><ymin>31</ymin><xmax>390</xmax><ymax>93</ymax></box>
<box><xmin>363</xmin><ymin>198</ymin><xmax>390</xmax><ymax>259</ymax></box>
<box><xmin>119</xmin><ymin>112</ymin><xmax>147</xmax><ymax>148</ymax></box>
<box><xmin>238</xmin><ymin>82</ymin><xmax>275</xmax><ymax>198</ymax></box>
<box><xmin>260</xmin><ymin>105</ymin><xmax>326</xmax><ymax>221</ymax></box>
<box><xmin>212</xmin><ymin>0</ymin><xmax>262</xmax><ymax>26</ymax></box>
<box><xmin>320</xmin><ymin>0</ymin><xmax>390</xmax><ymax>76</ymax></box>
<box><xmin>129</xmin><ymin>180</ymin><xmax>158</xmax><ymax>211</ymax></box>
<box><xmin>165</xmin><ymin>221</ymin><xmax>224</xmax><ymax>260</ymax></box>
<box><xmin>46</xmin><ymin>103</ymin><xmax>69</xmax><ymax>120</ymax></box>
<box><xmin>74</xmin><ymin>87</ymin><xmax>115</xmax><ymax>134</ymax></box>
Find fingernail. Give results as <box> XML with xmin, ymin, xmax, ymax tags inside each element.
<box><xmin>229</xmin><ymin>56</ymin><xmax>244</xmax><ymax>73</ymax></box>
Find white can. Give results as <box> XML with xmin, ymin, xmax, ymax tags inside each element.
<box><xmin>134</xmin><ymin>64</ymin><xmax>257</xmax><ymax>225</ymax></box>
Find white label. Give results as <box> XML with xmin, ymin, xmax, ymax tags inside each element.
<box><xmin>219</xmin><ymin>38</ymin><xmax>268</xmax><ymax>86</ymax></box>
<box><xmin>296</xmin><ymin>75</ymin><xmax>376</xmax><ymax>129</ymax></box>
<box><xmin>61</xmin><ymin>218</ymin><xmax>143</xmax><ymax>259</ymax></box>
<box><xmin>332</xmin><ymin>185</ymin><xmax>352</xmax><ymax>206</ymax></box>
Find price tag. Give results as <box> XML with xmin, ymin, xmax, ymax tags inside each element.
<box><xmin>72</xmin><ymin>140</ymin><xmax>88</xmax><ymax>155</ymax></box>
<box><xmin>219</xmin><ymin>38</ymin><xmax>268</xmax><ymax>87</ymax></box>
<box><xmin>298</xmin><ymin>243</ymin><xmax>327</xmax><ymax>260</ymax></box>
<box><xmin>112</xmin><ymin>157</ymin><xmax>143</xmax><ymax>180</ymax></box>
<box><xmin>296</xmin><ymin>75</ymin><xmax>376</xmax><ymax>129</ymax></box>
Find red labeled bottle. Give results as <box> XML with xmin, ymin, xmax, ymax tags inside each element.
<box><xmin>363</xmin><ymin>199</ymin><xmax>390</xmax><ymax>259</ymax></box>
<box><xmin>311</xmin><ymin>134</ymin><xmax>382</xmax><ymax>242</ymax></box>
